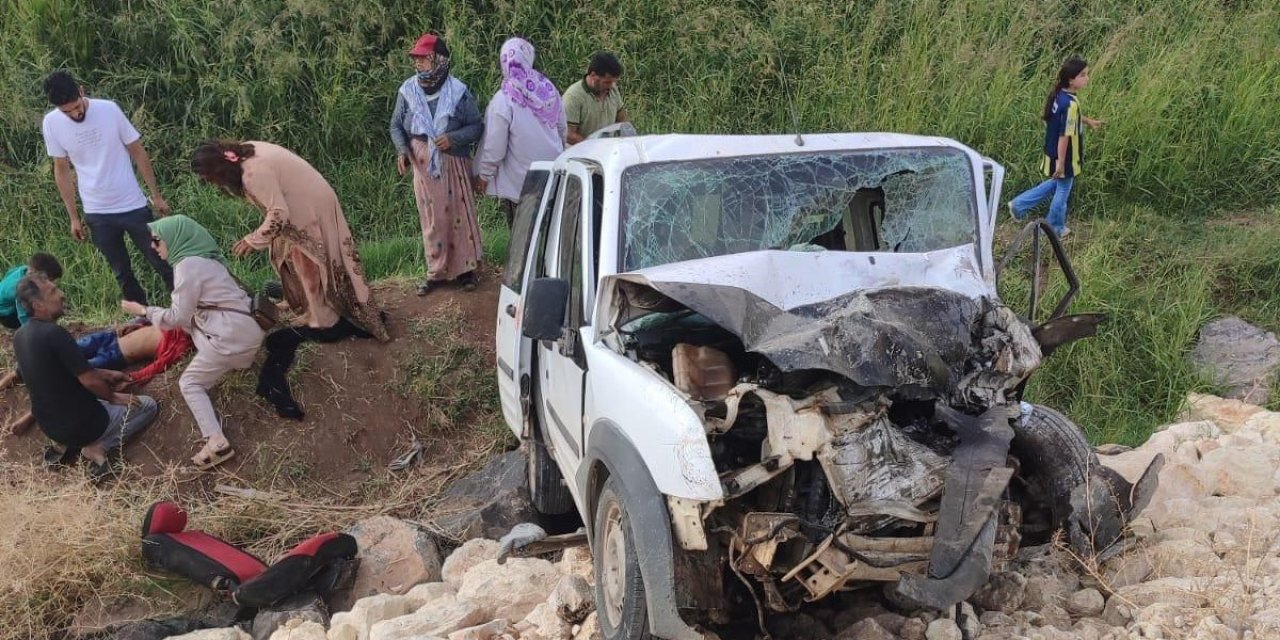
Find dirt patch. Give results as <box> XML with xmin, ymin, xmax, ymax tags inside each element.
<box><xmin>0</xmin><ymin>267</ymin><xmax>512</xmax><ymax>501</ymax></box>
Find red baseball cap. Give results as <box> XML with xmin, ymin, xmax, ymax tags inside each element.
<box><xmin>409</xmin><ymin>33</ymin><xmax>439</xmax><ymax>57</ymax></box>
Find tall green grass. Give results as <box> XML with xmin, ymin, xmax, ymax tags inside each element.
<box><xmin>1</xmin><ymin>0</ymin><xmax>1278</xmax><ymax>439</ymax></box>
<box><xmin>999</xmin><ymin>205</ymin><xmax>1280</xmax><ymax>445</ymax></box>
<box><xmin>3</xmin><ymin>0</ymin><xmax>1277</xmax><ymax>205</ymax></box>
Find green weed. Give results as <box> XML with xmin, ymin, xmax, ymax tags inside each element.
<box><xmin>999</xmin><ymin>205</ymin><xmax>1280</xmax><ymax>445</ymax></box>
<box><xmin>399</xmin><ymin>306</ymin><xmax>501</xmax><ymax>435</ymax></box>
<box><xmin>1</xmin><ymin>0</ymin><xmax>1278</xmax><ymax>447</ymax></box>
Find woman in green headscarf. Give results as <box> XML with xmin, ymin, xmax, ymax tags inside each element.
<box><xmin>121</xmin><ymin>214</ymin><xmax>264</xmax><ymax>471</ymax></box>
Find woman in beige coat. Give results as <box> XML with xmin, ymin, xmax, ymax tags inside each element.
<box><xmin>121</xmin><ymin>215</ymin><xmax>263</xmax><ymax>470</ymax></box>
<box><xmin>190</xmin><ymin>140</ymin><xmax>388</xmax><ymax>419</ymax></box>
<box><xmin>190</xmin><ymin>140</ymin><xmax>388</xmax><ymax>339</ymax></box>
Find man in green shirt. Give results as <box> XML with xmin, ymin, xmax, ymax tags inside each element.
<box><xmin>0</xmin><ymin>253</ymin><xmax>63</xmax><ymax>330</ymax></box>
<box><xmin>562</xmin><ymin>52</ymin><xmax>630</xmax><ymax>144</ymax></box>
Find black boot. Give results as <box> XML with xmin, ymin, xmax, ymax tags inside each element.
<box><xmin>256</xmin><ymin>384</ymin><xmax>305</xmax><ymax>420</ymax></box>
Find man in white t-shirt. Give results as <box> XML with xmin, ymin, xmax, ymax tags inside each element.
<box><xmin>41</xmin><ymin>70</ymin><xmax>174</xmax><ymax>305</ymax></box>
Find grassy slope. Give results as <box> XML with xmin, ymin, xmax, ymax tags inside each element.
<box><xmin>1</xmin><ymin>0</ymin><xmax>1278</xmax><ymax>441</ymax></box>
<box><xmin>1002</xmin><ymin>205</ymin><xmax>1280</xmax><ymax>444</ymax></box>
<box><xmin>0</xmin><ymin>2</ymin><xmax>1279</xmax><ymax>635</ymax></box>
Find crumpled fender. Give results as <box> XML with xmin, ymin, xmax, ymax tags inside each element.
<box><xmin>894</xmin><ymin>403</ymin><xmax>1016</xmax><ymax>610</ymax></box>
<box><xmin>582</xmin><ymin>419</ymin><xmax>710</xmax><ymax>640</ymax></box>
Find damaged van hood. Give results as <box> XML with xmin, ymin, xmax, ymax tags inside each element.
<box><xmin>608</xmin><ymin>247</ymin><xmax>1032</xmax><ymax>396</ymax></box>
<box><xmin>613</xmin><ymin>245</ymin><xmax>992</xmax><ymax>309</ymax></box>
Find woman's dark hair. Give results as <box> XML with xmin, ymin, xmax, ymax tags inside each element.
<box><xmin>28</xmin><ymin>253</ymin><xmax>63</xmax><ymax>281</ymax></box>
<box><xmin>1043</xmin><ymin>57</ymin><xmax>1087</xmax><ymax>121</ymax></box>
<box><xmin>190</xmin><ymin>140</ymin><xmax>257</xmax><ymax>198</ymax></box>
<box><xmin>44</xmin><ymin>70</ymin><xmax>80</xmax><ymax>106</ymax></box>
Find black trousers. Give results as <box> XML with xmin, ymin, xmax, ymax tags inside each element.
<box><xmin>84</xmin><ymin>206</ymin><xmax>174</xmax><ymax>305</ymax></box>
<box><xmin>257</xmin><ymin>318</ymin><xmax>372</xmax><ymax>406</ymax></box>
<box><xmin>501</xmin><ymin>199</ymin><xmax>517</xmax><ymax>229</ymax></box>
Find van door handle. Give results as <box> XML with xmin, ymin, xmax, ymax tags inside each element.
<box><xmin>505</xmin><ymin>304</ymin><xmax>517</xmax><ymax>318</ymax></box>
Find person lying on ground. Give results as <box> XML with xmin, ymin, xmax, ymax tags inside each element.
<box><xmin>13</xmin><ymin>272</ymin><xmax>159</xmax><ymax>481</ymax></box>
<box><xmin>1</xmin><ymin>252</ymin><xmax>63</xmax><ymax>331</ymax></box>
<box><xmin>7</xmin><ymin>322</ymin><xmax>194</xmax><ymax>436</ymax></box>
<box><xmin>77</xmin><ymin>321</ymin><xmax>195</xmax><ymax>381</ymax></box>
<box><xmin>121</xmin><ymin>215</ymin><xmax>264</xmax><ymax>471</ymax></box>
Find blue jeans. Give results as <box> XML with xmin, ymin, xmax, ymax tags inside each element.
<box><xmin>1010</xmin><ymin>177</ymin><xmax>1075</xmax><ymax>233</ymax></box>
<box><xmin>98</xmin><ymin>396</ymin><xmax>159</xmax><ymax>453</ymax></box>
<box><xmin>78</xmin><ymin>330</ymin><xmax>126</xmax><ymax>370</ymax></box>
<box><xmin>83</xmin><ymin>206</ymin><xmax>174</xmax><ymax>306</ymax></box>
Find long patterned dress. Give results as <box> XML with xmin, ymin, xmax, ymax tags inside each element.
<box><xmin>240</xmin><ymin>141</ymin><xmax>389</xmax><ymax>341</ymax></box>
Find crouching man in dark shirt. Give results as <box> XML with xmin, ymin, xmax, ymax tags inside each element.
<box><xmin>13</xmin><ymin>272</ymin><xmax>158</xmax><ymax>480</ymax></box>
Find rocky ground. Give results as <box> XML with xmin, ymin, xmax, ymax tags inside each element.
<box><xmin>117</xmin><ymin>392</ymin><xmax>1280</xmax><ymax>640</ymax></box>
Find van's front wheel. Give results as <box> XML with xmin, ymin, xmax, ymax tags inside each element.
<box><xmin>594</xmin><ymin>476</ymin><xmax>652</xmax><ymax>639</ymax></box>
<box><xmin>1011</xmin><ymin>403</ymin><xmax>1159</xmax><ymax>556</ymax></box>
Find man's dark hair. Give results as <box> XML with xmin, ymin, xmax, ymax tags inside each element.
<box><xmin>28</xmin><ymin>253</ymin><xmax>63</xmax><ymax>281</ymax></box>
<box><xmin>44</xmin><ymin>70</ymin><xmax>81</xmax><ymax>106</ymax></box>
<box><xmin>15</xmin><ymin>273</ymin><xmax>48</xmax><ymax>315</ymax></box>
<box><xmin>587</xmin><ymin>52</ymin><xmax>624</xmax><ymax>78</ymax></box>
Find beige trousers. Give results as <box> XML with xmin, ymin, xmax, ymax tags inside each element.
<box><xmin>179</xmin><ymin>348</ymin><xmax>257</xmax><ymax>439</ymax></box>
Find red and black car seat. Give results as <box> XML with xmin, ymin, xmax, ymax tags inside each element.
<box><xmin>141</xmin><ymin>501</ymin><xmax>267</xmax><ymax>591</ymax></box>
<box><xmin>232</xmin><ymin>531</ymin><xmax>359</xmax><ymax>607</ymax></box>
<box><xmin>141</xmin><ymin>501</ymin><xmax>358</xmax><ymax>608</ymax></box>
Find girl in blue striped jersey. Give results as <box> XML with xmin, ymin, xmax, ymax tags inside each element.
<box><xmin>1009</xmin><ymin>57</ymin><xmax>1104</xmax><ymax>238</ymax></box>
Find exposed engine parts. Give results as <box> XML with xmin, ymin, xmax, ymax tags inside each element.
<box><xmin>607</xmin><ymin>282</ymin><xmax>1162</xmax><ymax>624</ymax></box>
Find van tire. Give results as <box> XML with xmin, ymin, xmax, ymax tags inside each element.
<box><xmin>593</xmin><ymin>476</ymin><xmax>652</xmax><ymax>640</ymax></box>
<box><xmin>528</xmin><ymin>435</ymin><xmax>575</xmax><ymax>515</ymax></box>
<box><xmin>1010</xmin><ymin>404</ymin><xmax>1097</xmax><ymax>543</ymax></box>
<box><xmin>528</xmin><ymin>382</ymin><xmax>575</xmax><ymax>515</ymax></box>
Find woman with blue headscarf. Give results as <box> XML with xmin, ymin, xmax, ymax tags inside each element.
<box><xmin>390</xmin><ymin>33</ymin><xmax>485</xmax><ymax>296</ymax></box>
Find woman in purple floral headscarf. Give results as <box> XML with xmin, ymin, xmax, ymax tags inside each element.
<box><xmin>474</xmin><ymin>37</ymin><xmax>567</xmax><ymax>228</ymax></box>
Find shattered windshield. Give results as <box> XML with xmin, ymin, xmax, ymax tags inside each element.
<box><xmin>620</xmin><ymin>147</ymin><xmax>978</xmax><ymax>271</ymax></box>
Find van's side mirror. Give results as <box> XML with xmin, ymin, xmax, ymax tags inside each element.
<box><xmin>521</xmin><ymin>278</ymin><xmax>569</xmax><ymax>341</ymax></box>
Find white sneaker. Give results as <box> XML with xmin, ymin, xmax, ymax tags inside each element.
<box><xmin>1007</xmin><ymin>201</ymin><xmax>1019</xmax><ymax>221</ymax></box>
<box><xmin>1057</xmin><ymin>227</ymin><xmax>1071</xmax><ymax>239</ymax></box>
